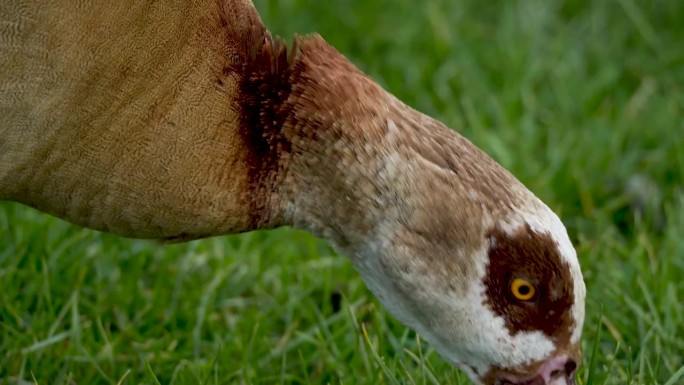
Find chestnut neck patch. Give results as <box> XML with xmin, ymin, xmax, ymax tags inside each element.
<box><xmin>230</xmin><ymin>30</ymin><xmax>298</xmax><ymax>228</ymax></box>
<box><xmin>483</xmin><ymin>224</ymin><xmax>575</xmax><ymax>343</ymax></box>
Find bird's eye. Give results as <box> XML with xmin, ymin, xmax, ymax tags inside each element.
<box><xmin>510</xmin><ymin>278</ymin><xmax>536</xmax><ymax>301</ymax></box>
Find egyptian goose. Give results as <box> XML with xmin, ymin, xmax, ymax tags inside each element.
<box><xmin>0</xmin><ymin>0</ymin><xmax>585</xmax><ymax>383</ymax></box>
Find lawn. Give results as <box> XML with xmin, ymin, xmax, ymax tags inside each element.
<box><xmin>2</xmin><ymin>0</ymin><xmax>684</xmax><ymax>384</ymax></box>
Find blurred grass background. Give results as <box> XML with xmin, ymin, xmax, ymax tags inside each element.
<box><xmin>2</xmin><ymin>0</ymin><xmax>684</xmax><ymax>384</ymax></box>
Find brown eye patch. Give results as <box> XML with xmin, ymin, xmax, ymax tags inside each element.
<box><xmin>483</xmin><ymin>224</ymin><xmax>575</xmax><ymax>342</ymax></box>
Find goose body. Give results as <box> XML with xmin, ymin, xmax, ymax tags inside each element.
<box><xmin>0</xmin><ymin>1</ymin><xmax>586</xmax><ymax>384</ymax></box>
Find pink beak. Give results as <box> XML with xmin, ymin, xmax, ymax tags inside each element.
<box><xmin>496</xmin><ymin>355</ymin><xmax>577</xmax><ymax>385</ymax></box>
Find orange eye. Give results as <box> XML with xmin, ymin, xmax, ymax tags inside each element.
<box><xmin>510</xmin><ymin>278</ymin><xmax>536</xmax><ymax>301</ymax></box>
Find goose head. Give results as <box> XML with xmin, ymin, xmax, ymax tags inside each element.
<box><xmin>345</xmin><ymin>174</ymin><xmax>585</xmax><ymax>385</ymax></box>
<box><xmin>355</xmin><ymin>208</ymin><xmax>584</xmax><ymax>385</ymax></box>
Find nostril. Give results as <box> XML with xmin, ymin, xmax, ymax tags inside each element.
<box><xmin>564</xmin><ymin>358</ymin><xmax>578</xmax><ymax>375</ymax></box>
<box><xmin>548</xmin><ymin>357</ymin><xmax>578</xmax><ymax>379</ymax></box>
<box><xmin>534</xmin><ymin>355</ymin><xmax>579</xmax><ymax>381</ymax></box>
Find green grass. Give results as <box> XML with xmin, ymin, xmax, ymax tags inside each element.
<box><xmin>2</xmin><ymin>0</ymin><xmax>684</xmax><ymax>384</ymax></box>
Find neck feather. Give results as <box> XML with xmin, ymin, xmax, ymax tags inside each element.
<box><xmin>242</xmin><ymin>34</ymin><xmax>531</xmax><ymax>257</ymax></box>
